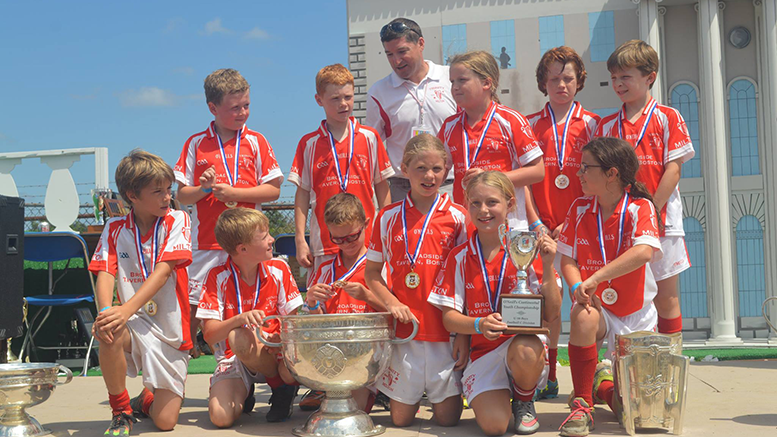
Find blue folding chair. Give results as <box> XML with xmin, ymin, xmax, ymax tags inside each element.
<box><xmin>20</xmin><ymin>232</ymin><xmax>97</xmax><ymax>373</ymax></box>
<box><xmin>273</xmin><ymin>233</ymin><xmax>309</xmax><ymax>292</ymax></box>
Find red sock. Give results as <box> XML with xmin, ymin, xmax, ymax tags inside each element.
<box><xmin>568</xmin><ymin>344</ymin><xmax>597</xmax><ymax>407</ymax></box>
<box><xmin>266</xmin><ymin>374</ymin><xmax>284</xmax><ymax>389</ymax></box>
<box><xmin>364</xmin><ymin>392</ymin><xmax>376</xmax><ymax>414</ymax></box>
<box><xmin>596</xmin><ymin>379</ymin><xmax>615</xmax><ymax>410</ymax></box>
<box><xmin>512</xmin><ymin>382</ymin><xmax>537</xmax><ymax>402</ymax></box>
<box><xmin>141</xmin><ymin>389</ymin><xmax>154</xmax><ymax>415</ymax></box>
<box><xmin>548</xmin><ymin>348</ymin><xmax>558</xmax><ymax>382</ymax></box>
<box><xmin>657</xmin><ymin>316</ymin><xmax>683</xmax><ymax>334</ymax></box>
<box><xmin>108</xmin><ymin>390</ymin><xmax>131</xmax><ymax>415</ymax></box>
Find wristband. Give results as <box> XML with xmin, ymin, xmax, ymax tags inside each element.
<box><xmin>304</xmin><ymin>300</ymin><xmax>320</xmax><ymax>311</ymax></box>
<box><xmin>529</xmin><ymin>220</ymin><xmax>543</xmax><ymax>231</ymax></box>
<box><xmin>570</xmin><ymin>282</ymin><xmax>582</xmax><ymax>295</ymax></box>
<box><xmin>99</xmin><ymin>306</ymin><xmax>111</xmax><ymax>313</ymax></box>
<box><xmin>201</xmin><ymin>187</ymin><xmax>213</xmax><ymax>193</ymax></box>
<box><xmin>474</xmin><ymin>317</ymin><xmax>482</xmax><ymax>334</ymax></box>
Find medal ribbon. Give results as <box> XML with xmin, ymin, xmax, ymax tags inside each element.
<box><xmin>329</xmin><ymin>254</ymin><xmax>367</xmax><ymax>285</ymax></box>
<box><xmin>403</xmin><ymin>81</ymin><xmax>429</xmax><ymax>125</ymax></box>
<box><xmin>618</xmin><ymin>99</ymin><xmax>657</xmax><ymax>149</ymax></box>
<box><xmin>401</xmin><ymin>194</ymin><xmax>443</xmax><ymax>270</ymax></box>
<box><xmin>475</xmin><ymin>236</ymin><xmax>508</xmax><ymax>312</ymax></box>
<box><xmin>548</xmin><ymin>102</ymin><xmax>576</xmax><ymax>172</ymax></box>
<box><xmin>215</xmin><ymin>124</ymin><xmax>242</xmax><ymax>186</ymax></box>
<box><xmin>595</xmin><ymin>193</ymin><xmax>630</xmax><ymax>267</ymax></box>
<box><xmin>133</xmin><ymin>214</ymin><xmax>163</xmax><ymax>280</ymax></box>
<box><xmin>229</xmin><ymin>262</ymin><xmax>261</xmax><ymax>315</ymax></box>
<box><xmin>462</xmin><ymin>102</ymin><xmax>498</xmax><ymax>170</ymax></box>
<box><xmin>326</xmin><ymin>119</ymin><xmax>355</xmax><ymax>192</ymax></box>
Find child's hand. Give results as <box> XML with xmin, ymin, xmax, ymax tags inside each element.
<box><xmin>538</xmin><ymin>234</ymin><xmax>557</xmax><ymax>266</ymax></box>
<box><xmin>92</xmin><ymin>321</ymin><xmax>114</xmax><ymax>344</ymax></box>
<box><xmin>461</xmin><ymin>167</ymin><xmax>485</xmax><ymax>188</ymax></box>
<box><xmin>481</xmin><ymin>313</ymin><xmax>508</xmax><ymax>341</ymax></box>
<box><xmin>199</xmin><ymin>165</ymin><xmax>217</xmax><ymax>189</ymax></box>
<box><xmin>551</xmin><ymin>223</ymin><xmax>563</xmax><ymax>240</ymax></box>
<box><xmin>306</xmin><ymin>283</ymin><xmax>334</xmax><ymax>303</ymax></box>
<box><xmin>387</xmin><ymin>302</ymin><xmax>417</xmax><ymax>324</ymax></box>
<box><xmin>239</xmin><ymin>309</ymin><xmax>266</xmax><ymax>328</ymax></box>
<box><xmin>212</xmin><ymin>184</ymin><xmax>237</xmax><ymax>203</ymax></box>
<box><xmin>338</xmin><ymin>282</ymin><xmax>367</xmax><ymax>301</ymax></box>
<box><xmin>574</xmin><ymin>278</ymin><xmax>598</xmax><ymax>313</ymax></box>
<box><xmin>295</xmin><ymin>240</ymin><xmax>314</xmax><ymax>269</ymax></box>
<box><xmin>451</xmin><ymin>334</ymin><xmax>470</xmax><ymax>370</ymax></box>
<box><xmin>95</xmin><ymin>306</ymin><xmax>130</xmax><ymax>334</ymax></box>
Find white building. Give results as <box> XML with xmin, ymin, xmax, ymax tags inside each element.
<box><xmin>346</xmin><ymin>0</ymin><xmax>777</xmax><ymax>344</ymax></box>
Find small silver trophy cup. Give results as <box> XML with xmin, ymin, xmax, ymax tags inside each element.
<box><xmin>0</xmin><ymin>363</ymin><xmax>73</xmax><ymax>437</ymax></box>
<box><xmin>498</xmin><ymin>224</ymin><xmax>548</xmax><ymax>335</ymax></box>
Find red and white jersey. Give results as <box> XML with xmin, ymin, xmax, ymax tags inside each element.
<box><xmin>557</xmin><ymin>195</ymin><xmax>663</xmax><ymax>317</ymax></box>
<box><xmin>367</xmin><ymin>193</ymin><xmax>467</xmax><ymax>342</ymax></box>
<box><xmin>196</xmin><ymin>257</ymin><xmax>302</xmax><ymax>362</ymax></box>
<box><xmin>366</xmin><ymin>60</ymin><xmax>457</xmax><ymax>176</ymax></box>
<box><xmin>527</xmin><ymin>102</ymin><xmax>600</xmax><ymax>230</ymax></box>
<box><xmin>174</xmin><ymin>122</ymin><xmax>284</xmax><ymax>250</ymax></box>
<box><xmin>308</xmin><ymin>253</ymin><xmax>373</xmax><ymax>314</ymax></box>
<box><xmin>438</xmin><ymin>101</ymin><xmax>543</xmax><ymax>230</ymax></box>
<box><xmin>288</xmin><ymin>118</ymin><xmax>395</xmax><ymax>257</ymax></box>
<box><xmin>89</xmin><ymin>209</ymin><xmax>193</xmax><ymax>351</ymax></box>
<box><xmin>428</xmin><ymin>231</ymin><xmax>542</xmax><ymax>361</ymax></box>
<box><xmin>594</xmin><ymin>99</ymin><xmax>695</xmax><ymax>236</ymax></box>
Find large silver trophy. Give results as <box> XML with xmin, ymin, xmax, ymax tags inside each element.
<box><xmin>614</xmin><ymin>331</ymin><xmax>689</xmax><ymax>435</ymax></box>
<box><xmin>0</xmin><ymin>363</ymin><xmax>73</xmax><ymax>437</ymax></box>
<box><xmin>260</xmin><ymin>313</ymin><xmax>417</xmax><ymax>437</ymax></box>
<box><xmin>497</xmin><ymin>224</ymin><xmax>548</xmax><ymax>335</ymax></box>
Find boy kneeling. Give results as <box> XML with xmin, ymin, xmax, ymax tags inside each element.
<box><xmin>197</xmin><ymin>208</ymin><xmax>302</xmax><ymax>427</ymax></box>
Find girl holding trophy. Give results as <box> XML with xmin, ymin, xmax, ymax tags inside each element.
<box><xmin>428</xmin><ymin>171</ymin><xmax>561</xmax><ymax>436</ymax></box>
<box><xmin>556</xmin><ymin>137</ymin><xmax>662</xmax><ymax>436</ymax></box>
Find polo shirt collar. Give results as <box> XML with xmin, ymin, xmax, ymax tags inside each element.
<box><xmin>207</xmin><ymin>121</ymin><xmax>248</xmax><ymax>140</ymax></box>
<box><xmin>317</xmin><ymin>117</ymin><xmax>360</xmax><ymax>138</ymax></box>
<box><xmin>541</xmin><ymin>101</ymin><xmax>584</xmax><ymax>121</ymax></box>
<box><xmin>403</xmin><ymin>191</ymin><xmax>451</xmax><ymax>213</ymax></box>
<box><xmin>390</xmin><ymin>60</ymin><xmax>443</xmax><ymax>88</ymax></box>
<box><xmin>227</xmin><ymin>256</ymin><xmax>269</xmax><ymax>282</ymax></box>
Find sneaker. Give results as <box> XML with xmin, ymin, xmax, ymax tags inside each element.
<box><xmin>298</xmin><ymin>389</ymin><xmax>325</xmax><ymax>411</ymax></box>
<box><xmin>559</xmin><ymin>398</ymin><xmax>594</xmax><ymax>437</ymax></box>
<box><xmin>512</xmin><ymin>399</ymin><xmax>540</xmax><ymax>435</ymax></box>
<box><xmin>266</xmin><ymin>384</ymin><xmax>296</xmax><ymax>422</ymax></box>
<box><xmin>129</xmin><ymin>388</ymin><xmax>152</xmax><ymax>419</ymax></box>
<box><xmin>462</xmin><ymin>394</ymin><xmax>470</xmax><ymax>409</ymax></box>
<box><xmin>243</xmin><ymin>383</ymin><xmax>256</xmax><ymax>414</ymax></box>
<box><xmin>536</xmin><ymin>379</ymin><xmax>559</xmax><ymax>400</ymax></box>
<box><xmin>592</xmin><ymin>361</ymin><xmax>613</xmax><ymax>405</ymax></box>
<box><xmin>375</xmin><ymin>391</ymin><xmax>391</xmax><ymax>411</ymax></box>
<box><xmin>104</xmin><ymin>412</ymin><xmax>138</xmax><ymax>436</ymax></box>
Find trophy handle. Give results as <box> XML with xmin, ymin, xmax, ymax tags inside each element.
<box><xmin>257</xmin><ymin>315</ymin><xmax>282</xmax><ymax>348</ymax></box>
<box><xmin>763</xmin><ymin>296</ymin><xmax>777</xmax><ymax>333</ymax></box>
<box><xmin>391</xmin><ymin>318</ymin><xmax>419</xmax><ymax>345</ymax></box>
<box><xmin>498</xmin><ymin>224</ymin><xmax>508</xmax><ymax>248</ymax></box>
<box><xmin>57</xmin><ymin>364</ymin><xmax>73</xmax><ymax>385</ymax></box>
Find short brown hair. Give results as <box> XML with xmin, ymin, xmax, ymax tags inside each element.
<box><xmin>316</xmin><ymin>64</ymin><xmax>354</xmax><ymax>95</ymax></box>
<box><xmin>115</xmin><ymin>149</ymin><xmax>174</xmax><ymax>205</ymax></box>
<box><xmin>449</xmin><ymin>51</ymin><xmax>501</xmax><ymax>103</ymax></box>
<box><xmin>324</xmin><ymin>193</ymin><xmax>366</xmax><ymax>227</ymax></box>
<box><xmin>204</xmin><ymin>68</ymin><xmax>250</xmax><ymax>105</ymax></box>
<box><xmin>536</xmin><ymin>46</ymin><xmax>587</xmax><ymax>96</ymax></box>
<box><xmin>607</xmin><ymin>40</ymin><xmax>659</xmax><ymax>88</ymax></box>
<box><xmin>215</xmin><ymin>208</ymin><xmax>270</xmax><ymax>255</ymax></box>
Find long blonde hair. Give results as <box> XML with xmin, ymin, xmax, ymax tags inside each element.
<box><xmin>450</xmin><ymin>50</ymin><xmax>501</xmax><ymax>103</ymax></box>
<box><xmin>401</xmin><ymin>133</ymin><xmax>451</xmax><ymax>168</ymax></box>
<box><xmin>465</xmin><ymin>171</ymin><xmax>516</xmax><ymax>213</ymax></box>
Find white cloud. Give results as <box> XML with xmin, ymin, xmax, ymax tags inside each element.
<box><xmin>244</xmin><ymin>26</ymin><xmax>270</xmax><ymax>40</ymax></box>
<box><xmin>203</xmin><ymin>18</ymin><xmax>230</xmax><ymax>35</ymax></box>
<box><xmin>118</xmin><ymin>87</ymin><xmax>181</xmax><ymax>107</ymax></box>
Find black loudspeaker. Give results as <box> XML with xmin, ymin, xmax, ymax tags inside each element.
<box><xmin>0</xmin><ymin>195</ymin><xmax>24</xmax><ymax>340</ymax></box>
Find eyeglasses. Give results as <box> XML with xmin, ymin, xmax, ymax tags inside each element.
<box><xmin>329</xmin><ymin>227</ymin><xmax>364</xmax><ymax>245</ymax></box>
<box><xmin>579</xmin><ymin>163</ymin><xmax>604</xmax><ymax>174</ymax></box>
<box><xmin>380</xmin><ymin>22</ymin><xmax>421</xmax><ymax>40</ymax></box>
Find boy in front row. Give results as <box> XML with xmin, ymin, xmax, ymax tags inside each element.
<box><xmin>89</xmin><ymin>150</ymin><xmax>193</xmax><ymax>435</ymax></box>
<box><xmin>197</xmin><ymin>208</ymin><xmax>302</xmax><ymax>428</ymax></box>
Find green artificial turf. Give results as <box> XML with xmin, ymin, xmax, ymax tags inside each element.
<box><xmin>81</xmin><ymin>354</ymin><xmax>217</xmax><ymax>376</ymax></box>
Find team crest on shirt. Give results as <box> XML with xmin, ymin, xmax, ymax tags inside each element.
<box><xmin>678</xmin><ymin>121</ymin><xmax>690</xmax><ymax>137</ymax></box>
<box><xmin>430</xmin><ymin>86</ymin><xmax>446</xmax><ymax>102</ymax></box>
<box><xmin>521</xmin><ymin>125</ymin><xmax>533</xmax><ymax>138</ymax></box>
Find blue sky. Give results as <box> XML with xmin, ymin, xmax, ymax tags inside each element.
<box><xmin>0</xmin><ymin>0</ymin><xmax>348</xmax><ymax>203</ymax></box>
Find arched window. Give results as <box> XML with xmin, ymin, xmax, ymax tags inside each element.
<box><xmin>679</xmin><ymin>217</ymin><xmax>707</xmax><ymax>317</ymax></box>
<box><xmin>728</xmin><ymin>78</ymin><xmax>760</xmax><ymax>176</ymax></box>
<box><xmin>735</xmin><ymin>215</ymin><xmax>765</xmax><ymax>317</ymax></box>
<box><xmin>669</xmin><ymin>82</ymin><xmax>701</xmax><ymax>178</ymax></box>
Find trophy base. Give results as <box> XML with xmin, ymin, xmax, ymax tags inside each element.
<box><xmin>502</xmin><ymin>326</ymin><xmax>550</xmax><ymax>336</ymax></box>
<box><xmin>0</xmin><ymin>411</ymin><xmax>50</xmax><ymax>437</ymax></box>
<box><xmin>293</xmin><ymin>393</ymin><xmax>385</xmax><ymax>437</ymax></box>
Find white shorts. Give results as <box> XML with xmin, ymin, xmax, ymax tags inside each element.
<box><xmin>650</xmin><ymin>236</ymin><xmax>690</xmax><ymax>281</ymax></box>
<box><xmin>378</xmin><ymin>339</ymin><xmax>462</xmax><ymax>404</ymax></box>
<box><xmin>209</xmin><ymin>355</ymin><xmax>266</xmax><ymax>393</ymax></box>
<box><xmin>125</xmin><ymin>326</ymin><xmax>189</xmax><ymax>398</ymax></box>
<box><xmin>600</xmin><ymin>304</ymin><xmax>657</xmax><ymax>361</ymax></box>
<box><xmin>188</xmin><ymin>249</ymin><xmax>229</xmax><ymax>304</ymax></box>
<box><xmin>461</xmin><ymin>335</ymin><xmax>549</xmax><ymax>403</ymax></box>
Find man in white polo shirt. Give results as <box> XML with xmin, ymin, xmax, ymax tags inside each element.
<box><xmin>366</xmin><ymin>18</ymin><xmax>457</xmax><ymax>202</ymax></box>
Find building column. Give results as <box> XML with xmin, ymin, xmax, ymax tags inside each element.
<box><xmin>756</xmin><ymin>0</ymin><xmax>777</xmax><ymax>342</ymax></box>
<box><xmin>697</xmin><ymin>0</ymin><xmax>742</xmax><ymax>344</ymax></box>
<box><xmin>635</xmin><ymin>0</ymin><xmax>665</xmax><ymax>103</ymax></box>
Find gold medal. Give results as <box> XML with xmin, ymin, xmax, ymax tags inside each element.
<box><xmin>555</xmin><ymin>174</ymin><xmax>570</xmax><ymax>189</ymax></box>
<box><xmin>333</xmin><ymin>280</ymin><xmax>347</xmax><ymax>289</ymax></box>
<box><xmin>145</xmin><ymin>299</ymin><xmax>158</xmax><ymax>316</ymax></box>
<box><xmin>405</xmin><ymin>271</ymin><xmax>420</xmax><ymax>289</ymax></box>
<box><xmin>601</xmin><ymin>287</ymin><xmax>618</xmax><ymax>305</ymax></box>
<box><xmin>225</xmin><ymin>201</ymin><xmax>238</xmax><ymax>208</ymax></box>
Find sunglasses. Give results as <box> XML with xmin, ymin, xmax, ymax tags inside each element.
<box><xmin>380</xmin><ymin>22</ymin><xmax>421</xmax><ymax>40</ymax></box>
<box><xmin>579</xmin><ymin>163</ymin><xmax>604</xmax><ymax>174</ymax></box>
<box><xmin>329</xmin><ymin>227</ymin><xmax>364</xmax><ymax>245</ymax></box>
